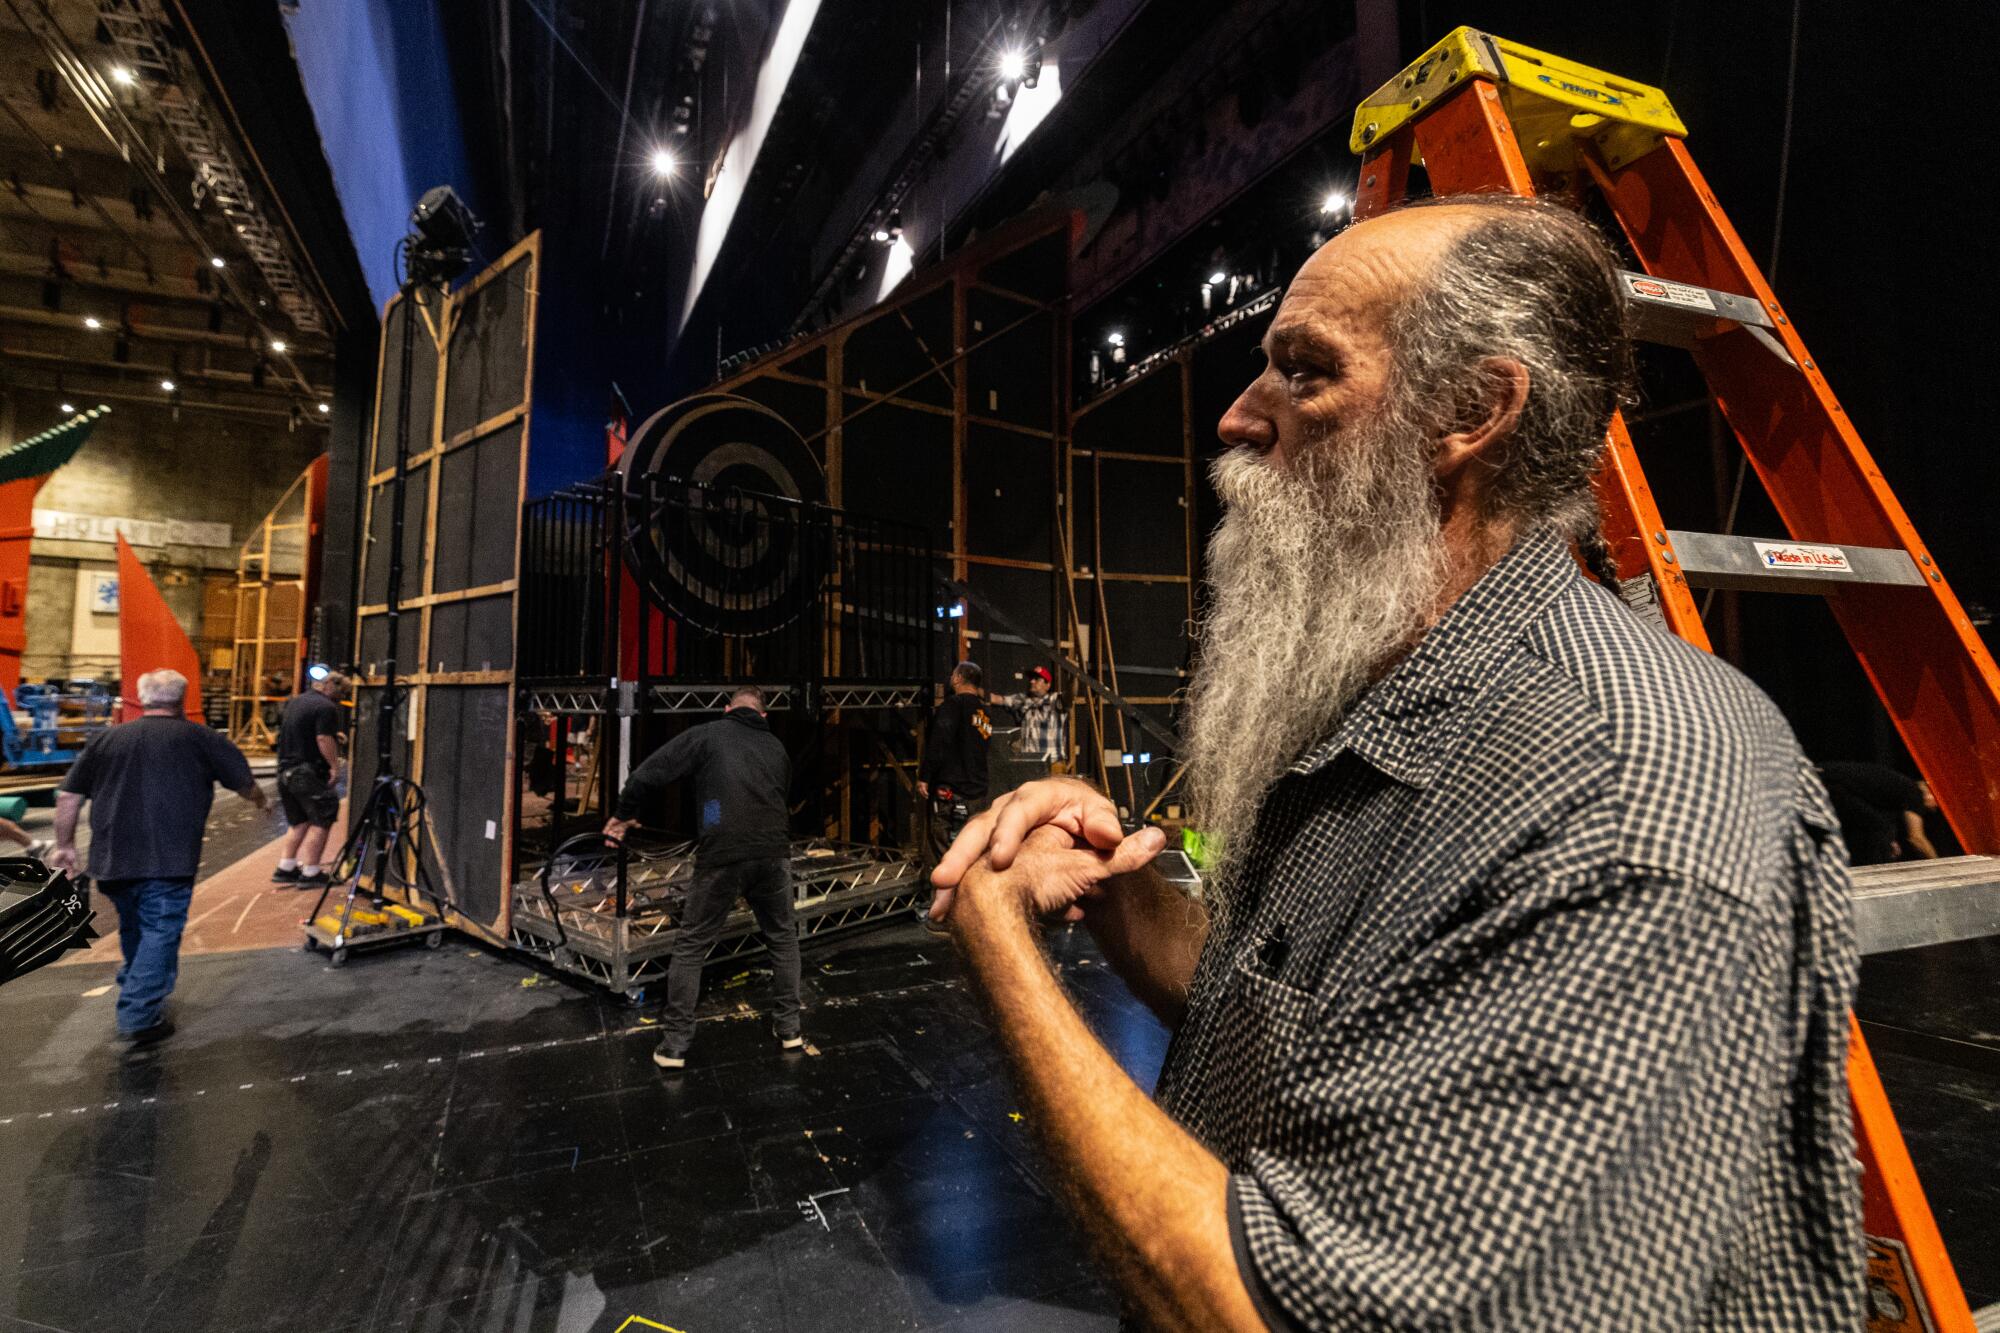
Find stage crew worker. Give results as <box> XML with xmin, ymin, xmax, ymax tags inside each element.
<box><xmin>996</xmin><ymin>665</ymin><xmax>1067</xmax><ymax>773</ymax></box>
<box><xmin>929</xmin><ymin>196</ymin><xmax>1862</xmax><ymax>1329</ymax></box>
<box><xmin>51</xmin><ymin>669</ymin><xmax>268</xmax><ymax>1047</ymax></box>
<box><xmin>918</xmin><ymin>660</ymin><xmax>993</xmax><ymax>871</ymax></box>
<box><xmin>271</xmin><ymin>671</ymin><xmax>349</xmax><ymax>890</ymax></box>
<box><xmin>604</xmin><ymin>684</ymin><xmax>802</xmax><ymax>1070</ymax></box>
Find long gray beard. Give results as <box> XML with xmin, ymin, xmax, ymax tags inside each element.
<box><xmin>1181</xmin><ymin>414</ymin><xmax>1449</xmax><ymax>903</ymax></box>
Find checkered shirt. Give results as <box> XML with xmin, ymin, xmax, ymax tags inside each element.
<box><xmin>1154</xmin><ymin>528</ymin><xmax>1863</xmax><ymax>1330</ymax></box>
<box><xmin>1000</xmin><ymin>690</ymin><xmax>1068</xmax><ymax>763</ymax></box>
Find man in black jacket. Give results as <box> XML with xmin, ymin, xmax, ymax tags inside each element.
<box><xmin>918</xmin><ymin>661</ymin><xmax>993</xmax><ymax>874</ymax></box>
<box><xmin>604</xmin><ymin>685</ymin><xmax>800</xmax><ymax>1069</ymax></box>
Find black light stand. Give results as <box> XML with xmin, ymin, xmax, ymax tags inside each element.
<box><xmin>308</xmin><ymin>189</ymin><xmax>479</xmax><ymax>961</ymax></box>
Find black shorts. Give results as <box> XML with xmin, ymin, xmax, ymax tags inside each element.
<box><xmin>278</xmin><ymin>764</ymin><xmax>340</xmax><ymax>828</ymax></box>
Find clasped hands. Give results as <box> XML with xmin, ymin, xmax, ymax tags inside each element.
<box><xmin>929</xmin><ymin>777</ymin><xmax>1164</xmax><ymax>930</ymax></box>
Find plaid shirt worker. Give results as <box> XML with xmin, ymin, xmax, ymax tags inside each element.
<box><xmin>1157</xmin><ymin>530</ymin><xmax>1863</xmax><ymax>1329</ymax></box>
<box><xmin>1000</xmin><ymin>689</ymin><xmax>1068</xmax><ymax>764</ymax></box>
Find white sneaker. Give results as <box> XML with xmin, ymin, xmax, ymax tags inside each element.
<box><xmin>777</xmin><ymin>1032</ymin><xmax>804</xmax><ymax>1052</ymax></box>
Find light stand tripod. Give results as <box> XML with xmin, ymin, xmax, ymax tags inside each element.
<box><xmin>305</xmin><ymin>190</ymin><xmax>478</xmax><ymax>964</ymax></box>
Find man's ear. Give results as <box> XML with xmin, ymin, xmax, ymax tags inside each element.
<box><xmin>1435</xmin><ymin>357</ymin><xmax>1529</xmax><ymax>485</ymax></box>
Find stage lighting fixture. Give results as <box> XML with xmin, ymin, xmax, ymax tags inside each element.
<box><xmin>317</xmin><ymin>402</ymin><xmax>331</xmax><ymax>414</ymax></box>
<box><xmin>270</xmin><ymin>338</ymin><xmax>287</xmax><ymax>353</ymax></box>
<box><xmin>406</xmin><ymin>185</ymin><xmax>480</xmax><ymax>286</ymax></box>
<box><xmin>59</xmin><ymin>402</ymin><xmax>74</xmax><ymax>414</ymax></box>
<box><xmin>109</xmin><ymin>65</ymin><xmax>134</xmax><ymax>86</ymax></box>
<box><xmin>999</xmin><ymin>48</ymin><xmax>1027</xmax><ymax>82</ymax></box>
<box><xmin>209</xmin><ymin>255</ymin><xmax>226</xmax><ymax>269</ymax></box>
<box><xmin>649</xmin><ymin>147</ymin><xmax>677</xmax><ymax>178</ymax></box>
<box><xmin>159</xmin><ymin>378</ymin><xmax>176</xmax><ymax>392</ymax></box>
<box><xmin>1321</xmin><ymin>191</ymin><xmax>1349</xmax><ymax>215</ymax></box>
<box><xmin>1207</xmin><ymin>270</ymin><xmax>1227</xmax><ymax>285</ymax></box>
<box><xmin>307</xmin><ymin>663</ymin><xmax>331</xmax><ymax>682</ymax></box>
<box><xmin>1105</xmin><ymin>330</ymin><xmax>1125</xmax><ymax>346</ymax></box>
<box><xmin>82</xmin><ymin>316</ymin><xmax>102</xmax><ymax>330</ymax></box>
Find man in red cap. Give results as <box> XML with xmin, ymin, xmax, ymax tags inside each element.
<box><xmin>994</xmin><ymin>665</ymin><xmax>1067</xmax><ymax>777</ymax></box>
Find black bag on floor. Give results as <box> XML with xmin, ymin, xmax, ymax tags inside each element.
<box><xmin>0</xmin><ymin>857</ymin><xmax>97</xmax><ymax>985</ymax></box>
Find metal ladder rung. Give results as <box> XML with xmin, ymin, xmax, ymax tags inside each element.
<box><xmin>1618</xmin><ymin>270</ymin><xmax>1796</xmax><ymax>367</ymax></box>
<box><xmin>1852</xmin><ymin>855</ymin><xmax>2000</xmax><ymax>956</ymax></box>
<box><xmin>1665</xmin><ymin>530</ymin><xmax>1926</xmax><ymax>595</ymax></box>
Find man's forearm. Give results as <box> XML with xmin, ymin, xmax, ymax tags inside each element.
<box><xmin>1083</xmin><ymin>865</ymin><xmax>1208</xmax><ymax>1027</ymax></box>
<box><xmin>54</xmin><ymin>793</ymin><xmax>82</xmax><ymax>848</ymax></box>
<box><xmin>956</xmin><ymin>895</ymin><xmax>1261</xmax><ymax>1331</ymax></box>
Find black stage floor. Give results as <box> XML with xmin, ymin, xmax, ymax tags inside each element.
<box><xmin>0</xmin><ymin>918</ymin><xmax>1992</xmax><ymax>1330</ymax></box>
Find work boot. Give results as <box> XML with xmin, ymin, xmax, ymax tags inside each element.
<box><xmin>271</xmin><ymin>864</ymin><xmax>301</xmax><ymax>885</ymax></box>
<box><xmin>652</xmin><ymin>1039</ymin><xmax>687</xmax><ymax>1070</ymax></box>
<box><xmin>121</xmin><ymin>1019</ymin><xmax>175</xmax><ymax>1048</ymax></box>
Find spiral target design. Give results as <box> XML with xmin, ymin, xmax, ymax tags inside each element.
<box><xmin>617</xmin><ymin>394</ymin><xmax>825</xmax><ymax>636</ymax></box>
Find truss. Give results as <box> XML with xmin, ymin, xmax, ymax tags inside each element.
<box><xmin>95</xmin><ymin>1</ymin><xmax>328</xmax><ymax>336</ymax></box>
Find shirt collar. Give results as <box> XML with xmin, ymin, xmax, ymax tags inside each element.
<box><xmin>1289</xmin><ymin>527</ymin><xmax>1581</xmax><ymax>790</ymax></box>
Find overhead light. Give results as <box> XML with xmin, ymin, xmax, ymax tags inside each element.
<box><xmin>109</xmin><ymin>65</ymin><xmax>134</xmax><ymax>86</ymax></box>
<box><xmin>82</xmin><ymin>316</ymin><xmax>102</xmax><ymax>330</ymax></box>
<box><xmin>1321</xmin><ymin>191</ymin><xmax>1349</xmax><ymax>215</ymax></box>
<box><xmin>998</xmin><ymin>48</ymin><xmax>1027</xmax><ymax>82</ymax></box>
<box><xmin>317</xmin><ymin>402</ymin><xmax>331</xmax><ymax>414</ymax></box>
<box><xmin>209</xmin><ymin>255</ymin><xmax>226</xmax><ymax>269</ymax></box>
<box><xmin>1207</xmin><ymin>270</ymin><xmax>1227</xmax><ymax>285</ymax></box>
<box><xmin>649</xmin><ymin>147</ymin><xmax>677</xmax><ymax>178</ymax></box>
<box><xmin>59</xmin><ymin>402</ymin><xmax>75</xmax><ymax>414</ymax></box>
<box><xmin>159</xmin><ymin>378</ymin><xmax>176</xmax><ymax>392</ymax></box>
<box><xmin>269</xmin><ymin>338</ymin><xmax>287</xmax><ymax>353</ymax></box>
<box><xmin>1105</xmin><ymin>330</ymin><xmax>1125</xmax><ymax>347</ymax></box>
<box><xmin>871</xmin><ymin>224</ymin><xmax>891</xmax><ymax>244</ymax></box>
<box><xmin>307</xmin><ymin>663</ymin><xmax>330</xmax><ymax>682</ymax></box>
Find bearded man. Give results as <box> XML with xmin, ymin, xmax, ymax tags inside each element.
<box><xmin>929</xmin><ymin>196</ymin><xmax>1862</xmax><ymax>1330</ymax></box>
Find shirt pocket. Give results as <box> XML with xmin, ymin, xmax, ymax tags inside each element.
<box><xmin>1205</xmin><ymin>941</ymin><xmax>1331</xmax><ymax>1145</ymax></box>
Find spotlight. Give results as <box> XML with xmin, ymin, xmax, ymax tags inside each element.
<box><xmin>307</xmin><ymin>663</ymin><xmax>331</xmax><ymax>682</ymax></box>
<box><xmin>1105</xmin><ymin>330</ymin><xmax>1125</xmax><ymax>347</ymax></box>
<box><xmin>269</xmin><ymin>338</ymin><xmax>287</xmax><ymax>353</ymax></box>
<box><xmin>82</xmin><ymin>316</ymin><xmax>102</xmax><ymax>330</ymax></box>
<box><xmin>1207</xmin><ymin>270</ymin><xmax>1227</xmax><ymax>285</ymax></box>
<box><xmin>109</xmin><ymin>65</ymin><xmax>134</xmax><ymax>86</ymax></box>
<box><xmin>1321</xmin><ymin>191</ymin><xmax>1349</xmax><ymax>215</ymax></box>
<box><xmin>405</xmin><ymin>184</ymin><xmax>480</xmax><ymax>286</ymax></box>
<box><xmin>59</xmin><ymin>402</ymin><xmax>74</xmax><ymax>414</ymax></box>
<box><xmin>317</xmin><ymin>402</ymin><xmax>331</xmax><ymax>414</ymax></box>
<box><xmin>998</xmin><ymin>48</ymin><xmax>1027</xmax><ymax>82</ymax></box>
<box><xmin>871</xmin><ymin>224</ymin><xmax>891</xmax><ymax>244</ymax></box>
<box><xmin>209</xmin><ymin>255</ymin><xmax>226</xmax><ymax>269</ymax></box>
<box><xmin>159</xmin><ymin>378</ymin><xmax>176</xmax><ymax>392</ymax></box>
<box><xmin>649</xmin><ymin>147</ymin><xmax>677</xmax><ymax>178</ymax></box>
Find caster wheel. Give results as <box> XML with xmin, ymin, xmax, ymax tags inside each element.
<box><xmin>329</xmin><ymin>947</ymin><xmax>350</xmax><ymax>968</ymax></box>
<box><xmin>424</xmin><ymin>930</ymin><xmax>445</xmax><ymax>950</ymax></box>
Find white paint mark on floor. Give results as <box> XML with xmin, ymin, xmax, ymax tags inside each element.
<box><xmin>231</xmin><ymin>893</ymin><xmax>259</xmax><ymax>934</ymax></box>
<box><xmin>81</xmin><ymin>984</ymin><xmax>111</xmax><ymax>998</ymax></box>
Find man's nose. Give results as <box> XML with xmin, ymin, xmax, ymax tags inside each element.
<box><xmin>1217</xmin><ymin>388</ymin><xmax>1276</xmax><ymax>453</ymax></box>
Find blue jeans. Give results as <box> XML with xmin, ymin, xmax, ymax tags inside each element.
<box><xmin>97</xmin><ymin>877</ymin><xmax>194</xmax><ymax>1034</ymax></box>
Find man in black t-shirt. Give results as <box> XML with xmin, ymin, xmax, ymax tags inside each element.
<box><xmin>1819</xmin><ymin>760</ymin><xmax>1940</xmax><ymax>865</ymax></box>
<box><xmin>918</xmin><ymin>661</ymin><xmax>993</xmax><ymax>884</ymax></box>
<box><xmin>52</xmin><ymin>668</ymin><xmax>265</xmax><ymax>1044</ymax></box>
<box><xmin>271</xmin><ymin>672</ymin><xmax>348</xmax><ymax>889</ymax></box>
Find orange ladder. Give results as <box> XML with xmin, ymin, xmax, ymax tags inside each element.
<box><xmin>1350</xmin><ymin>28</ymin><xmax>2000</xmax><ymax>1332</ymax></box>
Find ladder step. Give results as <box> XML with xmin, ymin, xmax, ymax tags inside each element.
<box><xmin>1664</xmin><ymin>530</ymin><xmax>1926</xmax><ymax>595</ymax></box>
<box><xmin>1852</xmin><ymin>855</ymin><xmax>2000</xmax><ymax>956</ymax></box>
<box><xmin>1618</xmin><ymin>270</ymin><xmax>1797</xmax><ymax>367</ymax></box>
